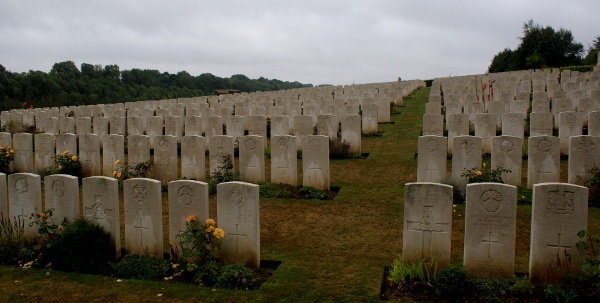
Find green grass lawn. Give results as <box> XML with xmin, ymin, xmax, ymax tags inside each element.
<box><xmin>2</xmin><ymin>86</ymin><xmax>599</xmax><ymax>302</ymax></box>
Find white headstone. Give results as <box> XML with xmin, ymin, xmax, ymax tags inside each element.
<box><xmin>239</xmin><ymin>135</ymin><xmax>265</xmax><ymax>183</ymax></box>
<box><xmin>44</xmin><ymin>174</ymin><xmax>79</xmax><ymax>224</ymax></box>
<box><xmin>417</xmin><ymin>136</ymin><xmax>447</xmax><ymax>183</ymax></box>
<box><xmin>181</xmin><ymin>136</ymin><xmax>206</xmax><ymax>181</ymax></box>
<box><xmin>154</xmin><ymin>135</ymin><xmax>178</xmax><ymax>184</ymax></box>
<box><xmin>270</xmin><ymin>135</ymin><xmax>297</xmax><ymax>186</ymax></box>
<box><xmin>529</xmin><ymin>183</ymin><xmax>588</xmax><ymax>284</ymax></box>
<box><xmin>124</xmin><ymin>178</ymin><xmax>163</xmax><ymax>258</ymax></box>
<box><xmin>491</xmin><ymin>136</ymin><xmax>523</xmax><ymax>186</ymax></box>
<box><xmin>302</xmin><ymin>135</ymin><xmax>330</xmax><ymax>190</ymax></box>
<box><xmin>217</xmin><ymin>181</ymin><xmax>260</xmax><ymax>268</ymax></box>
<box><xmin>402</xmin><ymin>182</ymin><xmax>452</xmax><ymax>267</ymax></box>
<box><xmin>527</xmin><ymin>136</ymin><xmax>560</xmax><ymax>189</ymax></box>
<box><xmin>8</xmin><ymin>173</ymin><xmax>41</xmax><ymax>237</ymax></box>
<box><xmin>464</xmin><ymin>183</ymin><xmax>517</xmax><ymax>278</ymax></box>
<box><xmin>168</xmin><ymin>180</ymin><xmax>209</xmax><ymax>252</ymax></box>
<box><xmin>102</xmin><ymin>135</ymin><xmax>125</xmax><ymax>177</ymax></box>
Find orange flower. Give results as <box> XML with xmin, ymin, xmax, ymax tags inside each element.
<box><xmin>71</xmin><ymin>155</ymin><xmax>77</xmax><ymax>161</ymax></box>
<box><xmin>474</xmin><ymin>170</ymin><xmax>482</xmax><ymax>176</ymax></box>
<box><xmin>205</xmin><ymin>218</ymin><xmax>216</xmax><ymax>226</ymax></box>
<box><xmin>213</xmin><ymin>228</ymin><xmax>225</xmax><ymax>239</ymax></box>
<box><xmin>206</xmin><ymin>226</ymin><xmax>215</xmax><ymax>233</ymax></box>
<box><xmin>39</xmin><ymin>213</ymin><xmax>47</xmax><ymax>218</ymax></box>
<box><xmin>186</xmin><ymin>215</ymin><xmax>196</xmax><ymax>222</ymax></box>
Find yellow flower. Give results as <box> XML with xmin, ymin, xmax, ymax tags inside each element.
<box><xmin>474</xmin><ymin>170</ymin><xmax>482</xmax><ymax>176</ymax></box>
<box><xmin>0</xmin><ymin>146</ymin><xmax>4</xmax><ymax>150</ymax></box>
<box><xmin>116</xmin><ymin>172</ymin><xmax>122</xmax><ymax>178</ymax></box>
<box><xmin>9</xmin><ymin>150</ymin><xmax>13</xmax><ymax>154</ymax></box>
<box><xmin>63</xmin><ymin>150</ymin><xmax>69</xmax><ymax>156</ymax></box>
<box><xmin>483</xmin><ymin>162</ymin><xmax>487</xmax><ymax>168</ymax></box>
<box><xmin>186</xmin><ymin>215</ymin><xmax>196</xmax><ymax>222</ymax></box>
<box><xmin>58</xmin><ymin>165</ymin><xmax>62</xmax><ymax>170</ymax></box>
<box><xmin>112</xmin><ymin>171</ymin><xmax>117</xmax><ymax>177</ymax></box>
<box><xmin>213</xmin><ymin>228</ymin><xmax>225</xmax><ymax>239</ymax></box>
<box><xmin>71</xmin><ymin>155</ymin><xmax>77</xmax><ymax>161</ymax></box>
<box><xmin>115</xmin><ymin>159</ymin><xmax>121</xmax><ymax>165</ymax></box>
<box><xmin>39</xmin><ymin>213</ymin><xmax>47</xmax><ymax>219</ymax></box>
<box><xmin>206</xmin><ymin>226</ymin><xmax>215</xmax><ymax>233</ymax></box>
<box><xmin>205</xmin><ymin>218</ymin><xmax>216</xmax><ymax>226</ymax></box>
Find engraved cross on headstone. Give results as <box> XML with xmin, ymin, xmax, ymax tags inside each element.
<box><xmin>276</xmin><ymin>160</ymin><xmax>289</xmax><ymax>182</ymax></box>
<box><xmin>134</xmin><ymin>217</ymin><xmax>150</xmax><ymax>246</ymax></box>
<box><xmin>307</xmin><ymin>164</ymin><xmax>322</xmax><ymax>182</ymax></box>
<box><xmin>407</xmin><ymin>206</ymin><xmax>447</xmax><ymax>259</ymax></box>
<box><xmin>230</xmin><ymin>223</ymin><xmax>247</xmax><ymax>254</ymax></box>
<box><xmin>425</xmin><ymin>162</ymin><xmax>438</xmax><ymax>180</ymax></box>
<box><xmin>547</xmin><ymin>232</ymin><xmax>571</xmax><ymax>256</ymax></box>
<box><xmin>482</xmin><ymin>231</ymin><xmax>500</xmax><ymax>259</ymax></box>
<box><xmin>578</xmin><ymin>164</ymin><xmax>593</xmax><ymax>183</ymax></box>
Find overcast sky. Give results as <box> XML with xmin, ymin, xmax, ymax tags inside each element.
<box><xmin>1</xmin><ymin>1</ymin><xmax>598</xmax><ymax>86</ymax></box>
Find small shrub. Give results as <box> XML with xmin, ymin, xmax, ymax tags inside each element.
<box><xmin>215</xmin><ymin>263</ymin><xmax>256</xmax><ymax>290</ymax></box>
<box><xmin>50</xmin><ymin>218</ymin><xmax>115</xmax><ymax>274</ymax></box>
<box><xmin>113</xmin><ymin>159</ymin><xmax>154</xmax><ymax>181</ymax></box>
<box><xmin>175</xmin><ymin>216</ymin><xmax>224</xmax><ymax>265</ymax></box>
<box><xmin>509</xmin><ymin>275</ymin><xmax>535</xmax><ymax>297</ymax></box>
<box><xmin>329</xmin><ymin>138</ymin><xmax>357</xmax><ymax>159</ymax></box>
<box><xmin>2</xmin><ymin>120</ymin><xmax>37</xmax><ymax>134</ymax></box>
<box><xmin>461</xmin><ymin>163</ymin><xmax>511</xmax><ymax>184</ymax></box>
<box><xmin>0</xmin><ymin>212</ymin><xmax>30</xmax><ymax>265</ymax></box>
<box><xmin>388</xmin><ymin>256</ymin><xmax>437</xmax><ymax>290</ymax></box>
<box><xmin>517</xmin><ymin>186</ymin><xmax>532</xmax><ymax>205</ymax></box>
<box><xmin>434</xmin><ymin>263</ymin><xmax>471</xmax><ymax>300</ymax></box>
<box><xmin>586</xmin><ymin>167</ymin><xmax>600</xmax><ymax>207</ymax></box>
<box><xmin>544</xmin><ymin>248</ymin><xmax>579</xmax><ymax>303</ymax></box>
<box><xmin>208</xmin><ymin>154</ymin><xmax>240</xmax><ymax>195</ymax></box>
<box><xmin>116</xmin><ymin>255</ymin><xmax>171</xmax><ymax>281</ymax></box>
<box><xmin>53</xmin><ymin>150</ymin><xmax>82</xmax><ymax>179</ymax></box>
<box><xmin>299</xmin><ymin>186</ymin><xmax>327</xmax><ymax>200</ymax></box>
<box><xmin>0</xmin><ymin>145</ymin><xmax>15</xmax><ymax>174</ymax></box>
<box><xmin>475</xmin><ymin>278</ymin><xmax>511</xmax><ymax>303</ymax></box>
<box><xmin>577</xmin><ymin>230</ymin><xmax>600</xmax><ymax>288</ymax></box>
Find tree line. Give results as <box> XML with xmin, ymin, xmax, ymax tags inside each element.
<box><xmin>488</xmin><ymin>19</ymin><xmax>599</xmax><ymax>73</ymax></box>
<box><xmin>0</xmin><ymin>61</ymin><xmax>313</xmax><ymax>111</ymax></box>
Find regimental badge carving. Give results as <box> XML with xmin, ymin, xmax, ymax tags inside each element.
<box><xmin>309</xmin><ymin>138</ymin><xmax>321</xmax><ymax>151</ymax></box>
<box><xmin>537</xmin><ymin>139</ymin><xmax>553</xmax><ymax>154</ymax></box>
<box><xmin>277</xmin><ymin>137</ymin><xmax>288</xmax><ymax>151</ymax></box>
<box><xmin>454</xmin><ymin>115</ymin><xmax>464</xmax><ymax>125</ymax></box>
<box><xmin>460</xmin><ymin>139</ymin><xmax>474</xmax><ymax>154</ymax></box>
<box><xmin>178</xmin><ymin>186</ymin><xmax>194</xmax><ymax>206</ymax></box>
<box><xmin>426</xmin><ymin>139</ymin><xmax>439</xmax><ymax>153</ymax></box>
<box><xmin>228</xmin><ymin>187</ymin><xmax>245</xmax><ymax>209</ymax></box>
<box><xmin>548</xmin><ymin>190</ymin><xmax>574</xmax><ymax>214</ymax></box>
<box><xmin>189</xmin><ymin>117</ymin><xmax>196</xmax><ymax>127</ymax></box>
<box><xmin>481</xmin><ymin>115</ymin><xmax>491</xmax><ymax>125</ymax></box>
<box><xmin>15</xmin><ymin>177</ymin><xmax>28</xmax><ymax>194</ymax></box>
<box><xmin>480</xmin><ymin>189</ymin><xmax>503</xmax><ymax>213</ymax></box>
<box><xmin>508</xmin><ymin>114</ymin><xmax>519</xmax><ymax>124</ymax></box>
<box><xmin>244</xmin><ymin>137</ymin><xmax>257</xmax><ymax>150</ymax></box>
<box><xmin>500</xmin><ymin>139</ymin><xmax>515</xmax><ymax>153</ymax></box>
<box><xmin>579</xmin><ymin>137</ymin><xmax>594</xmax><ymax>154</ymax></box>
<box><xmin>159</xmin><ymin>138</ymin><xmax>169</xmax><ymax>149</ymax></box>
<box><xmin>133</xmin><ymin>184</ymin><xmax>147</xmax><ymax>203</ymax></box>
<box><xmin>52</xmin><ymin>180</ymin><xmax>65</xmax><ymax>197</ymax></box>
<box><xmin>109</xmin><ymin>136</ymin><xmax>116</xmax><ymax>148</ymax></box>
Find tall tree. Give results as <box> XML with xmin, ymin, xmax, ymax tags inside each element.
<box><xmin>488</xmin><ymin>20</ymin><xmax>584</xmax><ymax>72</ymax></box>
<box><xmin>583</xmin><ymin>36</ymin><xmax>600</xmax><ymax>65</ymax></box>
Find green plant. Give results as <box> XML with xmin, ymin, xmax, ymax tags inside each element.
<box><xmin>116</xmin><ymin>254</ymin><xmax>172</xmax><ymax>281</ymax></box>
<box><xmin>47</xmin><ymin>218</ymin><xmax>115</xmax><ymax>274</ymax></box>
<box><xmin>53</xmin><ymin>150</ymin><xmax>82</xmax><ymax>178</ymax></box>
<box><xmin>434</xmin><ymin>263</ymin><xmax>471</xmax><ymax>300</ymax></box>
<box><xmin>0</xmin><ymin>145</ymin><xmax>14</xmax><ymax>174</ymax></box>
<box><xmin>112</xmin><ymin>160</ymin><xmax>154</xmax><ymax>185</ymax></box>
<box><xmin>298</xmin><ymin>186</ymin><xmax>327</xmax><ymax>200</ymax></box>
<box><xmin>461</xmin><ymin>163</ymin><xmax>511</xmax><ymax>183</ymax></box>
<box><xmin>388</xmin><ymin>256</ymin><xmax>437</xmax><ymax>290</ymax></box>
<box><xmin>509</xmin><ymin>275</ymin><xmax>535</xmax><ymax>297</ymax></box>
<box><xmin>208</xmin><ymin>154</ymin><xmax>240</xmax><ymax>195</ymax></box>
<box><xmin>1</xmin><ymin>120</ymin><xmax>37</xmax><ymax>134</ymax></box>
<box><xmin>544</xmin><ymin>248</ymin><xmax>579</xmax><ymax>303</ymax></box>
<box><xmin>0</xmin><ymin>212</ymin><xmax>30</xmax><ymax>265</ymax></box>
<box><xmin>475</xmin><ymin>278</ymin><xmax>511</xmax><ymax>303</ymax></box>
<box><xmin>215</xmin><ymin>263</ymin><xmax>256</xmax><ymax>290</ymax></box>
<box><xmin>517</xmin><ymin>186</ymin><xmax>532</xmax><ymax>205</ymax></box>
<box><xmin>577</xmin><ymin>230</ymin><xmax>600</xmax><ymax>287</ymax></box>
<box><xmin>329</xmin><ymin>137</ymin><xmax>358</xmax><ymax>159</ymax></box>
<box><xmin>175</xmin><ymin>216</ymin><xmax>224</xmax><ymax>266</ymax></box>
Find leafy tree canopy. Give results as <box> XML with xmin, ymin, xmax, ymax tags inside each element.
<box><xmin>0</xmin><ymin>61</ymin><xmax>312</xmax><ymax>110</ymax></box>
<box><xmin>488</xmin><ymin>19</ymin><xmax>589</xmax><ymax>73</ymax></box>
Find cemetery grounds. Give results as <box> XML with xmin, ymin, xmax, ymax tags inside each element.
<box><xmin>1</xmin><ymin>86</ymin><xmax>600</xmax><ymax>302</ymax></box>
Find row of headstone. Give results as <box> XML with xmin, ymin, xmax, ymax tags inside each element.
<box><xmin>0</xmin><ymin>173</ymin><xmax>261</xmax><ymax>268</ymax></box>
<box><xmin>431</xmin><ymin>110</ymin><xmax>600</xmax><ymax>156</ymax></box>
<box><xmin>418</xmin><ymin>134</ymin><xmax>600</xmax><ymax>189</ymax></box>
<box><xmin>403</xmin><ymin>182</ymin><xmax>588</xmax><ymax>284</ymax></box>
<box><xmin>2</xmin><ymin>132</ymin><xmax>332</xmax><ymax>190</ymax></box>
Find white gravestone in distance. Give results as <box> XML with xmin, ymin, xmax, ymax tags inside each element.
<box><xmin>302</xmin><ymin>135</ymin><xmax>330</xmax><ymax>191</ymax></box>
